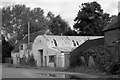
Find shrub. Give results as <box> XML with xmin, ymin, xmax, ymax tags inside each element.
<box><xmin>27</xmin><ymin>54</ymin><xmax>36</xmax><ymax>67</ymax></box>
<box><xmin>86</xmin><ymin>45</ymin><xmax>120</xmax><ymax>75</ymax></box>
<box><xmin>69</xmin><ymin>44</ymin><xmax>120</xmax><ymax>75</ymax></box>
<box><xmin>109</xmin><ymin>61</ymin><xmax>120</xmax><ymax>75</ymax></box>
<box><xmin>69</xmin><ymin>52</ymin><xmax>83</xmax><ymax>67</ymax></box>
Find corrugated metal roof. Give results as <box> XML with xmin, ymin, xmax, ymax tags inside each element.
<box><xmin>52</xmin><ymin>47</ymin><xmax>74</xmax><ymax>53</ymax></box>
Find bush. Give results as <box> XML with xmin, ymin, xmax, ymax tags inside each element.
<box><xmin>27</xmin><ymin>54</ymin><xmax>36</xmax><ymax>67</ymax></box>
<box><xmin>86</xmin><ymin>45</ymin><xmax>120</xmax><ymax>75</ymax></box>
<box><xmin>69</xmin><ymin>44</ymin><xmax>120</xmax><ymax>75</ymax></box>
<box><xmin>109</xmin><ymin>62</ymin><xmax>120</xmax><ymax>75</ymax></box>
<box><xmin>69</xmin><ymin>52</ymin><xmax>83</xmax><ymax>67</ymax></box>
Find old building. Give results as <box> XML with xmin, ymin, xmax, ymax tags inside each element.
<box><xmin>103</xmin><ymin>18</ymin><xmax>120</xmax><ymax>60</ymax></box>
<box><xmin>11</xmin><ymin>31</ymin><xmax>45</xmax><ymax>65</ymax></box>
<box><xmin>11</xmin><ymin>33</ymin><xmax>102</xmax><ymax>68</ymax></box>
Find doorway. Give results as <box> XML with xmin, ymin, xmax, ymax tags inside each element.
<box><xmin>38</xmin><ymin>50</ymin><xmax>43</xmax><ymax>67</ymax></box>
<box><xmin>45</xmin><ymin>56</ymin><xmax>47</xmax><ymax>67</ymax></box>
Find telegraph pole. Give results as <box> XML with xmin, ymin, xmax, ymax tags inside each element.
<box><xmin>28</xmin><ymin>22</ymin><xmax>30</xmax><ymax>56</ymax></box>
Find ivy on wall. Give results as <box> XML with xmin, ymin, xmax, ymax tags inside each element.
<box><xmin>69</xmin><ymin>45</ymin><xmax>120</xmax><ymax>75</ymax></box>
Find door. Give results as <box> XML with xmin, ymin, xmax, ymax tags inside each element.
<box><xmin>45</xmin><ymin>56</ymin><xmax>47</xmax><ymax>67</ymax></box>
<box><xmin>39</xmin><ymin>50</ymin><xmax>43</xmax><ymax>67</ymax></box>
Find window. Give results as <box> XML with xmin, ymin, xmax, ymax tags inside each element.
<box><xmin>72</xmin><ymin>40</ymin><xmax>76</xmax><ymax>46</ymax></box>
<box><xmin>20</xmin><ymin>45</ymin><xmax>23</xmax><ymax>50</ymax></box>
<box><xmin>76</xmin><ymin>41</ymin><xmax>79</xmax><ymax>46</ymax></box>
<box><xmin>49</xmin><ymin>55</ymin><xmax>55</xmax><ymax>63</ymax></box>
<box><xmin>53</xmin><ymin>39</ymin><xmax>57</xmax><ymax>46</ymax></box>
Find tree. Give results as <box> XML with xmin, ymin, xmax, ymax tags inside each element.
<box><xmin>63</xmin><ymin>27</ymin><xmax>78</xmax><ymax>36</ymax></box>
<box><xmin>1</xmin><ymin>35</ymin><xmax>14</xmax><ymax>63</ymax></box>
<box><xmin>47</xmin><ymin>12</ymin><xmax>69</xmax><ymax>35</ymax></box>
<box><xmin>2</xmin><ymin>5</ymin><xmax>48</xmax><ymax>45</ymax></box>
<box><xmin>73</xmin><ymin>1</ymin><xmax>111</xmax><ymax>36</ymax></box>
<box><xmin>2</xmin><ymin>4</ymin><xmax>76</xmax><ymax>47</ymax></box>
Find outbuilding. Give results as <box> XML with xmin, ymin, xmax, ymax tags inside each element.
<box><xmin>11</xmin><ymin>32</ymin><xmax>103</xmax><ymax>68</ymax></box>
<box><xmin>103</xmin><ymin>18</ymin><xmax>120</xmax><ymax>60</ymax></box>
<box><xmin>31</xmin><ymin>35</ymin><xmax>102</xmax><ymax>68</ymax></box>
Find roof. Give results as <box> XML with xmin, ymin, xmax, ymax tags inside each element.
<box><xmin>70</xmin><ymin>37</ymin><xmax>104</xmax><ymax>56</ymax></box>
<box><xmin>103</xmin><ymin>18</ymin><xmax>120</xmax><ymax>32</ymax></box>
<box><xmin>12</xmin><ymin>30</ymin><xmax>46</xmax><ymax>53</ymax></box>
<box><xmin>51</xmin><ymin>47</ymin><xmax>74</xmax><ymax>53</ymax></box>
<box><xmin>22</xmin><ymin>30</ymin><xmax>46</xmax><ymax>43</ymax></box>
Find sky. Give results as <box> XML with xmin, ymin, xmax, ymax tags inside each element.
<box><xmin>1</xmin><ymin>0</ymin><xmax>120</xmax><ymax>28</ymax></box>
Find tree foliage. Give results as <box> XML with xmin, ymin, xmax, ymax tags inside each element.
<box><xmin>46</xmin><ymin>12</ymin><xmax>70</xmax><ymax>35</ymax></box>
<box><xmin>73</xmin><ymin>1</ymin><xmax>111</xmax><ymax>36</ymax></box>
<box><xmin>1</xmin><ymin>35</ymin><xmax>14</xmax><ymax>63</ymax></box>
<box><xmin>2</xmin><ymin>5</ymin><xmax>72</xmax><ymax>46</ymax></box>
<box><xmin>2</xmin><ymin>5</ymin><xmax>48</xmax><ymax>44</ymax></box>
<box><xmin>63</xmin><ymin>27</ymin><xmax>79</xmax><ymax>36</ymax></box>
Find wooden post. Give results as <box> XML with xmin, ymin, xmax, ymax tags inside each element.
<box><xmin>28</xmin><ymin>22</ymin><xmax>30</xmax><ymax>57</ymax></box>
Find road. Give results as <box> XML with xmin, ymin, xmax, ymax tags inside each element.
<box><xmin>2</xmin><ymin>65</ymin><xmax>59</xmax><ymax>78</ymax></box>
<box><xmin>0</xmin><ymin>64</ymin><xmax>2</xmax><ymax>79</ymax></box>
<box><xmin>1</xmin><ymin>64</ymin><xmax>118</xmax><ymax>79</ymax></box>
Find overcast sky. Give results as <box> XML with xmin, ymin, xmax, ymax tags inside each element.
<box><xmin>1</xmin><ymin>0</ymin><xmax>119</xmax><ymax>27</ymax></box>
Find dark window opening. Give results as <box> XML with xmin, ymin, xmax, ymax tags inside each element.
<box><xmin>53</xmin><ymin>39</ymin><xmax>57</xmax><ymax>46</ymax></box>
<box><xmin>49</xmin><ymin>55</ymin><xmax>55</xmax><ymax>63</ymax></box>
<box><xmin>76</xmin><ymin>41</ymin><xmax>79</xmax><ymax>46</ymax></box>
<box><xmin>20</xmin><ymin>45</ymin><xmax>23</xmax><ymax>50</ymax></box>
<box><xmin>72</xmin><ymin>40</ymin><xmax>76</xmax><ymax>46</ymax></box>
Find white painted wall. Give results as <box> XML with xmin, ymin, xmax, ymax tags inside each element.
<box><xmin>11</xmin><ymin>52</ymin><xmax>18</xmax><ymax>65</ymax></box>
